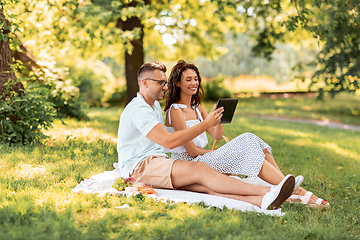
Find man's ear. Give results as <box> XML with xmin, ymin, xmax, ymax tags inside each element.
<box><xmin>141</xmin><ymin>78</ymin><xmax>148</xmax><ymax>88</ymax></box>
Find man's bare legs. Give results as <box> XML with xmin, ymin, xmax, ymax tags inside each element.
<box><xmin>179</xmin><ymin>183</ymin><xmax>263</xmax><ymax>207</ymax></box>
<box><xmin>171</xmin><ymin>160</ymin><xmax>293</xmax><ymax>208</ymax></box>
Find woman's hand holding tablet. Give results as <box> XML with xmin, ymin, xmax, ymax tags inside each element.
<box><xmin>216</xmin><ymin>98</ymin><xmax>238</xmax><ymax>124</ymax></box>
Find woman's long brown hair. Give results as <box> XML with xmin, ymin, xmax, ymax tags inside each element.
<box><xmin>164</xmin><ymin>60</ymin><xmax>204</xmax><ymax>112</ymax></box>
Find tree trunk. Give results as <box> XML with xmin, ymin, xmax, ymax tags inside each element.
<box><xmin>13</xmin><ymin>35</ymin><xmax>41</xmax><ymax>72</ymax></box>
<box><xmin>0</xmin><ymin>10</ymin><xmax>24</xmax><ymax>97</ymax></box>
<box><xmin>116</xmin><ymin>0</ymin><xmax>150</xmax><ymax>104</ymax></box>
<box><xmin>119</xmin><ymin>17</ymin><xmax>144</xmax><ymax>104</ymax></box>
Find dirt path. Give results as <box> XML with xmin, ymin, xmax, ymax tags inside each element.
<box><xmin>260</xmin><ymin>116</ymin><xmax>360</xmax><ymax>132</ymax></box>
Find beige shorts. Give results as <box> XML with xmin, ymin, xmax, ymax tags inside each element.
<box><xmin>130</xmin><ymin>155</ymin><xmax>175</xmax><ymax>189</ymax></box>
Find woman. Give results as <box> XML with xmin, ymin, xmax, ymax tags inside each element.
<box><xmin>163</xmin><ymin>60</ymin><xmax>330</xmax><ymax>207</ymax></box>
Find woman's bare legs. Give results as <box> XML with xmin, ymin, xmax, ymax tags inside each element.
<box><xmin>261</xmin><ymin>149</ymin><xmax>327</xmax><ymax>205</ymax></box>
<box><xmin>263</xmin><ymin>149</ymin><xmax>282</xmax><ymax>172</ymax></box>
<box><xmin>257</xmin><ymin>159</ymin><xmax>284</xmax><ymax>185</ymax></box>
<box><xmin>261</xmin><ymin>149</ymin><xmax>302</xmax><ymax>190</ymax></box>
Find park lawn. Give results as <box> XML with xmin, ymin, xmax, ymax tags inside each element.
<box><xmin>0</xmin><ymin>97</ymin><xmax>359</xmax><ymax>239</ymax></box>
<box><xmin>222</xmin><ymin>92</ymin><xmax>360</xmax><ymax>126</ymax></box>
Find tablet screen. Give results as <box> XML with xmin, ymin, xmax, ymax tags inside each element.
<box><xmin>216</xmin><ymin>98</ymin><xmax>238</xmax><ymax>124</ymax></box>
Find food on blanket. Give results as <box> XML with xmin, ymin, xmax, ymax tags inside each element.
<box><xmin>124</xmin><ymin>177</ymin><xmax>135</xmax><ymax>183</ymax></box>
<box><xmin>113</xmin><ymin>177</ymin><xmax>155</xmax><ymax>194</ymax></box>
<box><xmin>112</xmin><ymin>177</ymin><xmax>132</xmax><ymax>191</ymax></box>
<box><xmin>125</xmin><ymin>187</ymin><xmax>139</xmax><ymax>193</ymax></box>
<box><xmin>132</xmin><ymin>181</ymin><xmax>145</xmax><ymax>189</ymax></box>
<box><xmin>139</xmin><ymin>186</ymin><xmax>156</xmax><ymax>195</ymax></box>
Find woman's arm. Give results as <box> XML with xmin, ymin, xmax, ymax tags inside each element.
<box><xmin>169</xmin><ymin>106</ymin><xmax>211</xmax><ymax>157</ymax></box>
<box><xmin>148</xmin><ymin>105</ymin><xmax>223</xmax><ymax>150</ymax></box>
<box><xmin>198</xmin><ymin>105</ymin><xmax>223</xmax><ymax>141</ymax></box>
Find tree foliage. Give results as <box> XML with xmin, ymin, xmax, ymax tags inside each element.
<box><xmin>295</xmin><ymin>0</ymin><xmax>360</xmax><ymax>96</ymax></box>
<box><xmin>4</xmin><ymin>0</ymin><xmax>360</xmax><ymax>103</ymax></box>
<box><xmin>195</xmin><ymin>33</ymin><xmax>315</xmax><ymax>83</ymax></box>
<box><xmin>9</xmin><ymin>0</ymin><xmax>238</xmax><ymax>102</ymax></box>
<box><xmin>211</xmin><ymin>0</ymin><xmax>360</xmax><ymax>96</ymax></box>
<box><xmin>1</xmin><ymin>1</ymin><xmax>88</xmax><ymax>144</ymax></box>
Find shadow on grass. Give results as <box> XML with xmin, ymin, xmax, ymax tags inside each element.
<box><xmin>92</xmin><ymin>200</ymin><xmax>358</xmax><ymax>239</ymax></box>
<box><xmin>0</xmin><ymin>197</ymin><xmax>109</xmax><ymax>239</ymax></box>
<box><xmin>86</xmin><ymin>107</ymin><xmax>122</xmax><ymax>135</ymax></box>
<box><xmin>0</xmin><ymin>138</ymin><xmax>118</xmax><ymax>191</ymax></box>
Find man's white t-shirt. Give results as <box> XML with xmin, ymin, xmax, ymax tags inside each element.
<box><xmin>117</xmin><ymin>93</ymin><xmax>167</xmax><ymax>178</ymax></box>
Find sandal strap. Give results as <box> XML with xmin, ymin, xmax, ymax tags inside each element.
<box><xmin>301</xmin><ymin>191</ymin><xmax>313</xmax><ymax>204</ymax></box>
<box><xmin>288</xmin><ymin>191</ymin><xmax>313</xmax><ymax>204</ymax></box>
<box><xmin>289</xmin><ymin>192</ymin><xmax>330</xmax><ymax>207</ymax></box>
<box><xmin>288</xmin><ymin>195</ymin><xmax>301</xmax><ymax>201</ymax></box>
<box><xmin>315</xmin><ymin>198</ymin><xmax>324</xmax><ymax>206</ymax></box>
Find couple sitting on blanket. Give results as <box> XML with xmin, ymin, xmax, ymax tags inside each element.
<box><xmin>117</xmin><ymin>60</ymin><xmax>330</xmax><ymax>210</ymax></box>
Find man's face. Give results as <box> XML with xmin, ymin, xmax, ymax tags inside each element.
<box><xmin>145</xmin><ymin>70</ymin><xmax>168</xmax><ymax>101</ymax></box>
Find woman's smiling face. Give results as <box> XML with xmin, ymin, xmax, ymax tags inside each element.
<box><xmin>178</xmin><ymin>68</ymin><xmax>199</xmax><ymax>96</ymax></box>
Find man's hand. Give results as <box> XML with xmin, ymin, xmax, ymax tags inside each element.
<box><xmin>204</xmin><ymin>104</ymin><xmax>224</xmax><ymax>128</ymax></box>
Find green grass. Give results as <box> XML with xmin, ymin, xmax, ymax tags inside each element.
<box><xmin>0</xmin><ymin>96</ymin><xmax>359</xmax><ymax>239</ymax></box>
<box><xmin>228</xmin><ymin>92</ymin><xmax>360</xmax><ymax>126</ymax></box>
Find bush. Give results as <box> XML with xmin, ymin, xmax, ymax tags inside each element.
<box><xmin>28</xmin><ymin>68</ymin><xmax>89</xmax><ymax>121</ymax></box>
<box><xmin>203</xmin><ymin>73</ymin><xmax>232</xmax><ymax>101</ymax></box>
<box><xmin>0</xmin><ymin>80</ymin><xmax>56</xmax><ymax>144</ymax></box>
<box><xmin>68</xmin><ymin>64</ymin><xmax>105</xmax><ymax>107</ymax></box>
<box><xmin>105</xmin><ymin>87</ymin><xmax>126</xmax><ymax>105</ymax></box>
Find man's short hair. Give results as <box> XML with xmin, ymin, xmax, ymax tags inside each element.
<box><xmin>137</xmin><ymin>62</ymin><xmax>167</xmax><ymax>83</ymax></box>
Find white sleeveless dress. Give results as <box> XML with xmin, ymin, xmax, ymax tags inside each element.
<box><xmin>164</xmin><ymin>103</ymin><xmax>272</xmax><ymax>178</ymax></box>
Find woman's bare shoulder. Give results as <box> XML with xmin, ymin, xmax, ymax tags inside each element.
<box><xmin>165</xmin><ymin>104</ymin><xmax>184</xmax><ymax>126</ymax></box>
<box><xmin>197</xmin><ymin>104</ymin><xmax>206</xmax><ymax>111</ymax></box>
<box><xmin>197</xmin><ymin>104</ymin><xmax>209</xmax><ymax>117</ymax></box>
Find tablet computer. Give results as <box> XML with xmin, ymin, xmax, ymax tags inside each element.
<box><xmin>216</xmin><ymin>98</ymin><xmax>238</xmax><ymax>124</ymax></box>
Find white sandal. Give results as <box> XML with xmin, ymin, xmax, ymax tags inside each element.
<box><xmin>288</xmin><ymin>191</ymin><xmax>330</xmax><ymax>207</ymax></box>
<box><xmin>293</xmin><ymin>175</ymin><xmax>304</xmax><ymax>194</ymax></box>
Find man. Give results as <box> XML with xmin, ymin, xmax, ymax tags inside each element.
<box><xmin>117</xmin><ymin>62</ymin><xmax>295</xmax><ymax>210</ymax></box>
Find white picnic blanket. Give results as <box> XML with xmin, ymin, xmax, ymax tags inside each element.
<box><xmin>72</xmin><ymin>163</ymin><xmax>282</xmax><ymax>216</ymax></box>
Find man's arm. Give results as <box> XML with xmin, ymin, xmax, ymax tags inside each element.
<box><xmin>147</xmin><ymin>105</ymin><xmax>223</xmax><ymax>149</ymax></box>
<box><xmin>168</xmin><ymin>105</ymin><xmax>211</xmax><ymax>157</ymax></box>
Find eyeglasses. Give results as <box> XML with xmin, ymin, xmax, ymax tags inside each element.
<box><xmin>145</xmin><ymin>78</ymin><xmax>168</xmax><ymax>87</ymax></box>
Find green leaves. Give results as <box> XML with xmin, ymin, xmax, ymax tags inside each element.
<box><xmin>295</xmin><ymin>0</ymin><xmax>360</xmax><ymax>95</ymax></box>
<box><xmin>5</xmin><ymin>0</ymin><xmax>360</xmax><ymax>101</ymax></box>
<box><xmin>213</xmin><ymin>0</ymin><xmax>360</xmax><ymax>96</ymax></box>
<box><xmin>203</xmin><ymin>74</ymin><xmax>232</xmax><ymax>101</ymax></box>
<box><xmin>0</xmin><ymin>79</ymin><xmax>56</xmax><ymax>144</ymax></box>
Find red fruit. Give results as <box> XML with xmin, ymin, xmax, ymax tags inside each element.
<box><xmin>124</xmin><ymin>177</ymin><xmax>135</xmax><ymax>183</ymax></box>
